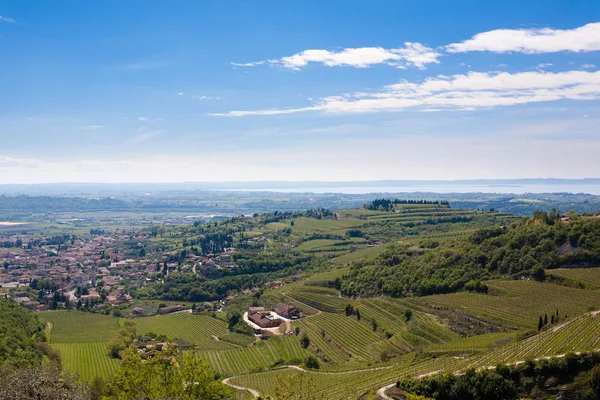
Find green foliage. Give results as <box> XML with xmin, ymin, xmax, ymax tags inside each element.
<box><xmin>305</xmin><ymin>355</ymin><xmax>320</xmax><ymax>369</ymax></box>
<box><xmin>0</xmin><ymin>298</ymin><xmax>45</xmax><ymax>369</ymax></box>
<box><xmin>301</xmin><ymin>334</ymin><xmax>310</xmax><ymax>349</ymax></box>
<box><xmin>110</xmin><ymin>348</ymin><xmax>231</xmax><ymax>400</ymax></box>
<box><xmin>399</xmin><ymin>352</ymin><xmax>600</xmax><ymax>400</ymax></box>
<box><xmin>107</xmin><ymin>320</ymin><xmax>136</xmax><ymax>359</ymax></box>
<box><xmin>532</xmin><ymin>265</ymin><xmax>546</xmax><ymax>282</ymax></box>
<box><xmin>0</xmin><ymin>364</ymin><xmax>89</xmax><ymax>400</ymax></box>
<box><xmin>341</xmin><ymin>215</ymin><xmax>600</xmax><ymax>297</ymax></box>
<box><xmin>227</xmin><ymin>311</ymin><xmax>242</xmax><ymax>329</ymax></box>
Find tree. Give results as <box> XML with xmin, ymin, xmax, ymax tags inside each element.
<box><xmin>305</xmin><ymin>355</ymin><xmax>320</xmax><ymax>369</ymax></box>
<box><xmin>355</xmin><ymin>308</ymin><xmax>361</xmax><ymax>320</ymax></box>
<box><xmin>227</xmin><ymin>311</ymin><xmax>242</xmax><ymax>330</ymax></box>
<box><xmin>301</xmin><ymin>334</ymin><xmax>310</xmax><ymax>349</ymax></box>
<box><xmin>345</xmin><ymin>304</ymin><xmax>354</xmax><ymax>316</ymax></box>
<box><xmin>372</xmin><ymin>319</ymin><xmax>378</xmax><ymax>332</ymax></box>
<box><xmin>404</xmin><ymin>309</ymin><xmax>413</xmax><ymax>322</ymax></box>
<box><xmin>532</xmin><ymin>266</ymin><xmax>546</xmax><ymax>282</ymax></box>
<box><xmin>538</xmin><ymin>316</ymin><xmax>544</xmax><ymax>331</ymax></box>
<box><xmin>0</xmin><ymin>365</ymin><xmax>89</xmax><ymax>400</ymax></box>
<box><xmin>110</xmin><ymin>348</ymin><xmax>231</xmax><ymax>400</ymax></box>
<box><xmin>107</xmin><ymin>320</ymin><xmax>136</xmax><ymax>359</ymax></box>
<box><xmin>544</xmin><ymin>314</ymin><xmax>548</xmax><ymax>325</ymax></box>
<box><xmin>589</xmin><ymin>365</ymin><xmax>600</xmax><ymax>399</ymax></box>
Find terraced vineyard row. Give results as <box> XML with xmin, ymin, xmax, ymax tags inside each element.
<box><xmin>131</xmin><ymin>313</ymin><xmax>234</xmax><ymax>351</ymax></box>
<box><xmin>464</xmin><ymin>311</ymin><xmax>600</xmax><ymax>370</ymax></box>
<box><xmin>413</xmin><ymin>280</ymin><xmax>600</xmax><ymax>329</ymax></box>
<box><xmin>226</xmin><ymin>312</ymin><xmax>600</xmax><ymax>399</ymax></box>
<box><xmin>425</xmin><ymin>332</ymin><xmax>517</xmax><ymax>354</ymax></box>
<box><xmin>201</xmin><ymin>336</ymin><xmax>308</xmax><ymax>376</ymax></box>
<box><xmin>306</xmin><ymin>313</ymin><xmax>381</xmax><ymax>360</ymax></box>
<box><xmin>52</xmin><ymin>342</ymin><xmax>120</xmax><ymax>381</ymax></box>
<box><xmin>289</xmin><ymin>291</ymin><xmax>348</xmax><ymax>312</ymax></box>
<box><xmin>292</xmin><ymin>318</ymin><xmax>349</xmax><ymax>365</ymax></box>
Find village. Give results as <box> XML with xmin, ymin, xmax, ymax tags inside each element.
<box><xmin>0</xmin><ymin>228</ymin><xmax>241</xmax><ymax>314</ymax></box>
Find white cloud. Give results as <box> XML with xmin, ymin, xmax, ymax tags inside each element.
<box><xmin>447</xmin><ymin>22</ymin><xmax>600</xmax><ymax>54</ymax></box>
<box><xmin>0</xmin><ymin>15</ymin><xmax>16</xmax><ymax>23</ymax></box>
<box><xmin>212</xmin><ymin>70</ymin><xmax>600</xmax><ymax>116</ymax></box>
<box><xmin>231</xmin><ymin>61</ymin><xmax>266</xmax><ymax>67</ymax></box>
<box><xmin>235</xmin><ymin>43</ymin><xmax>441</xmax><ymax>71</ymax></box>
<box><xmin>138</xmin><ymin>117</ymin><xmax>150</xmax><ymax>122</ymax></box>
<box><xmin>582</xmin><ymin>64</ymin><xmax>596</xmax><ymax>69</ymax></box>
<box><xmin>192</xmin><ymin>95</ymin><xmax>221</xmax><ymax>101</ymax></box>
<box><xmin>82</xmin><ymin>125</ymin><xmax>106</xmax><ymax>130</ymax></box>
<box><xmin>537</xmin><ymin>63</ymin><xmax>553</xmax><ymax>69</ymax></box>
<box><xmin>178</xmin><ymin>92</ymin><xmax>184</xmax><ymax>96</ymax></box>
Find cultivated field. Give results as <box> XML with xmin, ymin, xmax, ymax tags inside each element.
<box><xmin>550</xmin><ymin>267</ymin><xmax>600</xmax><ymax>288</ymax></box>
<box><xmin>43</xmin><ymin>311</ymin><xmax>122</xmax><ymax>380</ymax></box>
<box><xmin>129</xmin><ymin>313</ymin><xmax>235</xmax><ymax>351</ymax></box>
<box><xmin>227</xmin><ymin>311</ymin><xmax>600</xmax><ymax>399</ymax></box>
<box><xmin>51</xmin><ymin>342</ymin><xmax>120</xmax><ymax>381</ymax></box>
<box><xmin>410</xmin><ymin>280</ymin><xmax>600</xmax><ymax>329</ymax></box>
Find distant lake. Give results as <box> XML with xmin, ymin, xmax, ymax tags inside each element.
<box><xmin>219</xmin><ymin>184</ymin><xmax>600</xmax><ymax>195</ymax></box>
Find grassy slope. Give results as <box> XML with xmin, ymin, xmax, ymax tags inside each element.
<box><xmin>411</xmin><ymin>280</ymin><xmax>600</xmax><ymax>329</ymax></box>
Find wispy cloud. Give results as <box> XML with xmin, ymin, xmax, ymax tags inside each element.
<box><xmin>212</xmin><ymin>70</ymin><xmax>600</xmax><ymax>117</ymax></box>
<box><xmin>446</xmin><ymin>22</ymin><xmax>600</xmax><ymax>53</ymax></box>
<box><xmin>581</xmin><ymin>63</ymin><xmax>596</xmax><ymax>69</ymax></box>
<box><xmin>233</xmin><ymin>43</ymin><xmax>441</xmax><ymax>71</ymax></box>
<box><xmin>82</xmin><ymin>125</ymin><xmax>106</xmax><ymax>130</ymax></box>
<box><xmin>0</xmin><ymin>15</ymin><xmax>16</xmax><ymax>23</ymax></box>
<box><xmin>138</xmin><ymin>116</ymin><xmax>163</xmax><ymax>124</ymax></box>
<box><xmin>192</xmin><ymin>95</ymin><xmax>221</xmax><ymax>100</ymax></box>
<box><xmin>231</xmin><ymin>61</ymin><xmax>266</xmax><ymax>67</ymax></box>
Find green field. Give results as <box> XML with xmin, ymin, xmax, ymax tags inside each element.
<box><xmin>201</xmin><ymin>336</ymin><xmax>308</xmax><ymax>376</ymax></box>
<box><xmin>549</xmin><ymin>267</ymin><xmax>600</xmax><ymax>288</ymax></box>
<box><xmin>43</xmin><ymin>311</ymin><xmax>121</xmax><ymax>343</ymax></box>
<box><xmin>42</xmin><ymin>311</ymin><xmax>122</xmax><ymax>380</ymax></box>
<box><xmin>411</xmin><ymin>280</ymin><xmax>600</xmax><ymax>329</ymax></box>
<box><xmin>51</xmin><ymin>342</ymin><xmax>121</xmax><ymax>381</ymax></box>
<box><xmin>227</xmin><ymin>311</ymin><xmax>600</xmax><ymax>399</ymax></box>
<box><xmin>129</xmin><ymin>313</ymin><xmax>236</xmax><ymax>351</ymax></box>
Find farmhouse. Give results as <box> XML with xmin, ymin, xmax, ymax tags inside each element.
<box><xmin>248</xmin><ymin>309</ymin><xmax>282</xmax><ymax>328</ymax></box>
<box><xmin>275</xmin><ymin>303</ymin><xmax>300</xmax><ymax>319</ymax></box>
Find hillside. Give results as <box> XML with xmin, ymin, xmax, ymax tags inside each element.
<box><xmin>340</xmin><ymin>210</ymin><xmax>600</xmax><ymax>297</ymax></box>
<box><xmin>0</xmin><ymin>298</ymin><xmax>45</xmax><ymax>369</ymax></box>
<box><xmin>4</xmin><ymin>204</ymin><xmax>600</xmax><ymax>399</ymax></box>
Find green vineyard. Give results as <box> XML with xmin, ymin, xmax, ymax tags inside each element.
<box><xmin>51</xmin><ymin>342</ymin><xmax>120</xmax><ymax>381</ymax></box>
<box><xmin>227</xmin><ymin>311</ymin><xmax>600</xmax><ymax>399</ymax></box>
<box><xmin>130</xmin><ymin>313</ymin><xmax>235</xmax><ymax>351</ymax></box>
<box><xmin>201</xmin><ymin>336</ymin><xmax>308</xmax><ymax>376</ymax></box>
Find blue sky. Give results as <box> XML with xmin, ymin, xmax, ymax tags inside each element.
<box><xmin>0</xmin><ymin>0</ymin><xmax>599</xmax><ymax>183</ymax></box>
